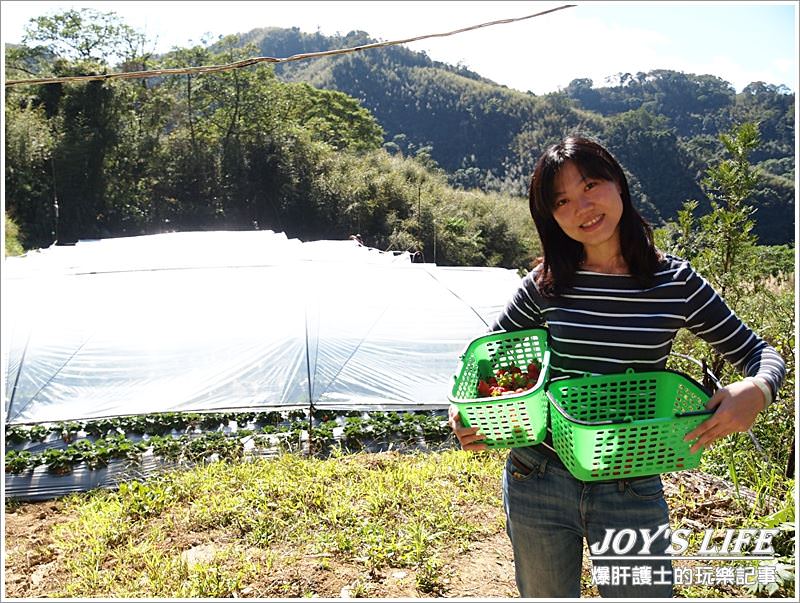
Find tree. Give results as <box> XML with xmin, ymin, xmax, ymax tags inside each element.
<box><xmin>659</xmin><ymin>123</ymin><xmax>764</xmax><ymax>380</ymax></box>
<box><xmin>4</xmin><ymin>98</ymin><xmax>58</xmax><ymax>248</ymax></box>
<box><xmin>22</xmin><ymin>9</ymin><xmax>146</xmax><ymax>66</ymax></box>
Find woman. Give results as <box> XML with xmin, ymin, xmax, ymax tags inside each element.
<box><xmin>448</xmin><ymin>136</ymin><xmax>785</xmax><ymax>598</ymax></box>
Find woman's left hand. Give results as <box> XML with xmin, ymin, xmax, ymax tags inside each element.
<box><xmin>683</xmin><ymin>379</ymin><xmax>768</xmax><ymax>454</ymax></box>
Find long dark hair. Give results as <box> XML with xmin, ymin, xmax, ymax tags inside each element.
<box><xmin>529</xmin><ymin>136</ymin><xmax>661</xmax><ymax>296</ymax></box>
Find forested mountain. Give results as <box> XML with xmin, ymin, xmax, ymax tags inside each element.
<box><xmin>4</xmin><ymin>10</ymin><xmax>795</xmax><ymax>264</ymax></box>
<box><xmin>241</xmin><ymin>27</ymin><xmax>795</xmax><ymax>244</ymax></box>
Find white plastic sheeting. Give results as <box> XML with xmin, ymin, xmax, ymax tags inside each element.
<box><xmin>4</xmin><ymin>231</ymin><xmax>523</xmax><ymax>424</ymax></box>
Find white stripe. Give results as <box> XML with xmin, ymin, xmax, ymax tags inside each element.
<box><xmin>575</xmin><ymin>266</ymin><xmax>682</xmax><ymax>277</ymax></box>
<box><xmin>542</xmin><ymin>307</ymin><xmax>685</xmax><ymax>321</ymax></box>
<box><xmin>744</xmin><ymin>356</ymin><xmax>759</xmax><ymax>372</ymax></box>
<box><xmin>686</xmin><ymin>290</ymin><xmax>719</xmax><ymax>323</ymax></box>
<box><xmin>686</xmin><ymin>280</ymin><xmax>708</xmax><ymax>303</ymax></box>
<box><xmin>695</xmin><ymin>312</ymin><xmax>733</xmax><ymax>335</ymax></box>
<box><xmin>562</xmin><ymin>294</ymin><xmax>686</xmax><ymax>303</ymax></box>
<box><xmin>510</xmin><ymin>298</ymin><xmax>538</xmax><ymax>323</ymax></box>
<box><xmin>551</xmin><ymin>334</ymin><xmax>673</xmax><ymax>350</ymax></box>
<box><xmin>502</xmin><ymin>313</ymin><xmax>525</xmax><ymax>330</ymax></box>
<box><xmin>746</xmin><ymin>357</ymin><xmax>786</xmax><ymax>373</ymax></box>
<box><xmin>547</xmin><ymin>321</ymin><xmax>677</xmax><ymax>333</ymax></box>
<box><xmin>724</xmin><ymin>332</ymin><xmax>756</xmax><ymax>364</ymax></box>
<box><xmin>575</xmin><ymin>270</ymin><xmax>630</xmax><ymax>276</ymax></box>
<box><xmin>707</xmin><ymin>323</ymin><xmax>744</xmax><ymax>347</ymax></box>
<box><xmin>520</xmin><ymin>284</ymin><xmax>541</xmax><ymax>315</ymax></box>
<box><xmin>550</xmin><ymin>366</ymin><xmax>601</xmax><ymax>376</ymax></box>
<box><xmin>744</xmin><ymin>350</ymin><xmax>785</xmax><ymax>373</ymax></box>
<box><xmin>551</xmin><ymin>349</ymin><xmax>671</xmax><ymax>364</ymax></box>
<box><xmin>661</xmin><ymin>261</ymin><xmax>690</xmax><ymax>277</ymax></box>
<box><xmin>572</xmin><ymin>282</ymin><xmax>686</xmax><ymax>294</ymax></box>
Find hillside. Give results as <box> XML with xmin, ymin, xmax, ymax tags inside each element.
<box><xmin>238</xmin><ymin>27</ymin><xmax>795</xmax><ymax>244</ymax></box>
<box><xmin>4</xmin><ymin>10</ymin><xmax>795</xmax><ymax>253</ymax></box>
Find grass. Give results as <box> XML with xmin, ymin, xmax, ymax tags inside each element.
<box><xmin>15</xmin><ymin>450</ymin><xmax>794</xmax><ymax>598</ymax></box>
<box><xmin>49</xmin><ymin>448</ymin><xmax>506</xmax><ymax>597</ymax></box>
<box><xmin>7</xmin><ymin>443</ymin><xmax>796</xmax><ymax>598</ymax></box>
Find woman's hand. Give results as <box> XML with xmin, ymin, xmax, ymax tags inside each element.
<box><xmin>448</xmin><ymin>404</ymin><xmax>488</xmax><ymax>451</ymax></box>
<box><xmin>683</xmin><ymin>379</ymin><xmax>768</xmax><ymax>454</ymax></box>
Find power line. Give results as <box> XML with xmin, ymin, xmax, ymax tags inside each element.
<box><xmin>5</xmin><ymin>5</ymin><xmax>575</xmax><ymax>87</ymax></box>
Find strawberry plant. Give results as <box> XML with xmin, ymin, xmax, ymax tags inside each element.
<box><xmin>27</xmin><ymin>424</ymin><xmax>50</xmax><ymax>441</ymax></box>
<box><xmin>5</xmin><ymin>449</ymin><xmax>34</xmax><ymax>473</ymax></box>
<box><xmin>56</xmin><ymin>421</ymin><xmax>82</xmax><ymax>443</ymax></box>
<box><xmin>148</xmin><ymin>434</ymin><xmax>188</xmax><ymax>460</ymax></box>
<box><xmin>6</xmin><ymin>426</ymin><xmax>32</xmax><ymax>445</ymax></box>
<box><xmin>4</xmin><ymin>410</ymin><xmax>456</xmax><ymax>476</ymax></box>
<box><xmin>41</xmin><ymin>447</ymin><xmax>78</xmax><ymax>474</ymax></box>
<box><xmin>311</xmin><ymin>420</ymin><xmax>338</xmax><ymax>442</ymax></box>
<box><xmin>343</xmin><ymin>417</ymin><xmax>366</xmax><ymax>443</ymax></box>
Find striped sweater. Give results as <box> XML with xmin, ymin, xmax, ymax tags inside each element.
<box><xmin>491</xmin><ymin>254</ymin><xmax>785</xmax><ymax>400</ymax></box>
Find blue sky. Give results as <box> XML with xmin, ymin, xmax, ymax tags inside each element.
<box><xmin>1</xmin><ymin>1</ymin><xmax>796</xmax><ymax>94</ymax></box>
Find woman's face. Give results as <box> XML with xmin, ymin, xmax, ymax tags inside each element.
<box><xmin>550</xmin><ymin>160</ymin><xmax>624</xmax><ymax>254</ymax></box>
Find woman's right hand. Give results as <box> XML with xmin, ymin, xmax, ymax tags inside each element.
<box><xmin>448</xmin><ymin>404</ymin><xmax>487</xmax><ymax>451</ymax></box>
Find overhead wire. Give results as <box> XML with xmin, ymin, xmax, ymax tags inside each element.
<box><xmin>4</xmin><ymin>4</ymin><xmax>576</xmax><ymax>87</ymax></box>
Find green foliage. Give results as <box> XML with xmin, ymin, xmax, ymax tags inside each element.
<box><xmin>50</xmin><ymin>449</ymin><xmax>504</xmax><ymax>597</ymax></box>
<box><xmin>22</xmin><ymin>8</ymin><xmax>146</xmax><ymax>65</ymax></box>
<box><xmin>601</xmin><ymin>108</ymin><xmax>701</xmax><ymax>223</ymax></box>
<box><xmin>665</xmin><ymin>123</ymin><xmax>762</xmax><ymax>304</ymax></box>
<box><xmin>253</xmin><ymin>29</ymin><xmax>792</xmax><ymax>243</ymax></box>
<box><xmin>659</xmin><ymin>123</ymin><xmax>795</xmax><ymax>503</ymax></box>
<box><xmin>4</xmin><ymin>410</ymin><xmax>455</xmax><ymax>474</ymax></box>
<box><xmin>4</xmin><ymin>449</ymin><xmax>35</xmax><ymax>473</ymax></box>
<box><xmin>4</xmin><ymin>98</ymin><xmax>57</xmax><ymax>248</ymax></box>
<box><xmin>5</xmin><ymin>212</ymin><xmax>25</xmax><ymax>255</ymax></box>
<box><xmin>4</xmin><ymin>14</ymin><xmax>794</xmax><ymax>259</ymax></box>
<box><xmin>286</xmin><ymin>83</ymin><xmax>384</xmax><ymax>152</ymax></box>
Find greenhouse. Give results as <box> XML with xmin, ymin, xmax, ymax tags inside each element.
<box><xmin>3</xmin><ymin>230</ymin><xmax>523</xmax><ymax>499</ymax></box>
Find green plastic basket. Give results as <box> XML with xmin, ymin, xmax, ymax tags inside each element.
<box><xmin>547</xmin><ymin>368</ymin><xmax>714</xmax><ymax>481</ymax></box>
<box><xmin>448</xmin><ymin>329</ymin><xmax>550</xmax><ymax>449</ymax></box>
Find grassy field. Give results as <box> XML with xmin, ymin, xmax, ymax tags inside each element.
<box><xmin>4</xmin><ymin>446</ymin><xmax>795</xmax><ymax>598</ymax></box>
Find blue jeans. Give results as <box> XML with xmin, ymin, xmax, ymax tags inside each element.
<box><xmin>503</xmin><ymin>445</ymin><xmax>673</xmax><ymax>598</ymax></box>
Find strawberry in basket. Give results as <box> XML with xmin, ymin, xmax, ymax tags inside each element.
<box><xmin>476</xmin><ymin>362</ymin><xmax>541</xmax><ymax>398</ymax></box>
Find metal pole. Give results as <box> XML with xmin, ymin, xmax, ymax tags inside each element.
<box><xmin>433</xmin><ymin>220</ymin><xmax>437</xmax><ymax>264</ymax></box>
<box><xmin>51</xmin><ymin>157</ymin><xmax>59</xmax><ymax>244</ymax></box>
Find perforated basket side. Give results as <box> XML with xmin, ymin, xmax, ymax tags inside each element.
<box><xmin>449</xmin><ymin>329</ymin><xmax>549</xmax><ymax>403</ymax></box>
<box><xmin>460</xmin><ymin>393</ymin><xmax>548</xmax><ymax>448</ymax></box>
<box><xmin>547</xmin><ymin>370</ymin><xmax>712</xmax><ymax>480</ymax></box>
<box><xmin>484</xmin><ymin>333</ymin><xmax>547</xmax><ymax>376</ymax></box>
<box><xmin>448</xmin><ymin>329</ymin><xmax>550</xmax><ymax>449</ymax></box>
<box><xmin>564</xmin><ymin>415</ymin><xmax>708</xmax><ymax>480</ymax></box>
<box><xmin>554</xmin><ymin>373</ymin><xmax>660</xmax><ymax>423</ymax></box>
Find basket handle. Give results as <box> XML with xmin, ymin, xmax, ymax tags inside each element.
<box><xmin>675</xmin><ymin>409</ymin><xmax>715</xmax><ymax>419</ymax></box>
<box><xmin>545</xmin><ymin>389</ymin><xmax>634</xmax><ymax>426</ymax></box>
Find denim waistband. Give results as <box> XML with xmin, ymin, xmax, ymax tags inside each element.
<box><xmin>512</xmin><ymin>443</ymin><xmax>660</xmax><ymax>486</ymax></box>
